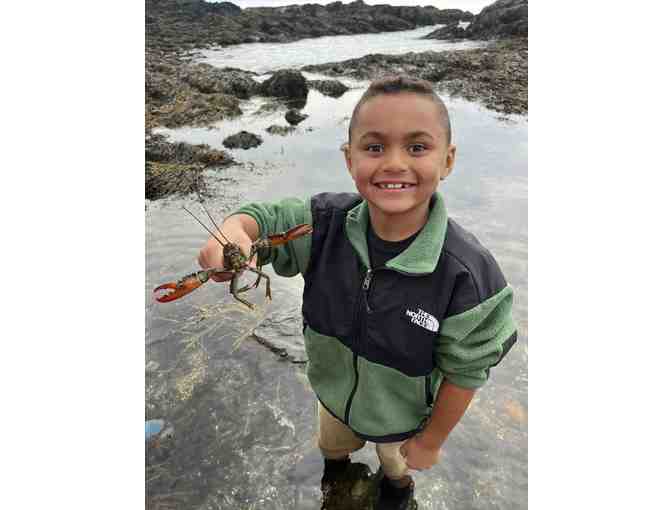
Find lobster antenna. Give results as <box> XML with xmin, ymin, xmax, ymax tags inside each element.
<box><xmin>201</xmin><ymin>204</ymin><xmax>233</xmax><ymax>246</ymax></box>
<box><xmin>182</xmin><ymin>206</ymin><xmax>230</xmax><ymax>246</ymax></box>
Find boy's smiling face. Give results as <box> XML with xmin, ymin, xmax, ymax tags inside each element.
<box><xmin>344</xmin><ymin>92</ymin><xmax>456</xmax><ymax>239</ymax></box>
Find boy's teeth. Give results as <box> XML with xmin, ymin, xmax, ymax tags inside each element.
<box><xmin>378</xmin><ymin>183</ymin><xmax>408</xmax><ymax>189</ymax></box>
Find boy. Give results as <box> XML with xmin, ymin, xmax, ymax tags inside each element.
<box><xmin>197</xmin><ymin>76</ymin><xmax>517</xmax><ymax>509</ymax></box>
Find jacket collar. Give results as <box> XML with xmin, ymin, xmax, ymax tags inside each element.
<box><xmin>345</xmin><ymin>193</ymin><xmax>448</xmax><ymax>275</ymax></box>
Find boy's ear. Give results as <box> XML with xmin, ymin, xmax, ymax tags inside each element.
<box><xmin>341</xmin><ymin>142</ymin><xmax>353</xmax><ymax>174</ymax></box>
<box><xmin>441</xmin><ymin>144</ymin><xmax>457</xmax><ymax>180</ymax></box>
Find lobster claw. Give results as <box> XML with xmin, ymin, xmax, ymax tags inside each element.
<box><xmin>153</xmin><ymin>271</ymin><xmax>211</xmax><ymax>303</ymax></box>
<box><xmin>267</xmin><ymin>224</ymin><xmax>313</xmax><ymax>246</ymax></box>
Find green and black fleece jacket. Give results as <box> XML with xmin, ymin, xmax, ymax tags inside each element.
<box><xmin>237</xmin><ymin>192</ymin><xmax>516</xmax><ymax>442</ymax></box>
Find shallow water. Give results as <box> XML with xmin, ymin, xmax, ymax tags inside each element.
<box><xmin>147</xmin><ymin>28</ymin><xmax>527</xmax><ymax>510</ymax></box>
<box><xmin>195</xmin><ymin>25</ymin><xmax>486</xmax><ymax>74</ymax></box>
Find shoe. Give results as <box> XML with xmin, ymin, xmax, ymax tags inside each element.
<box><xmin>374</xmin><ymin>472</ymin><xmax>415</xmax><ymax>510</ymax></box>
<box><xmin>320</xmin><ymin>458</ymin><xmax>373</xmax><ymax>510</ymax></box>
<box><xmin>321</xmin><ymin>457</ymin><xmax>352</xmax><ymax>486</ymax></box>
<box><xmin>321</xmin><ymin>457</ymin><xmax>351</xmax><ymax>509</ymax></box>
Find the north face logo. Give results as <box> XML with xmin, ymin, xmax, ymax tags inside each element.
<box><xmin>406</xmin><ymin>307</ymin><xmax>439</xmax><ymax>333</ymax></box>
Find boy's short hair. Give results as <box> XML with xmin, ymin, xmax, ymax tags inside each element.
<box><xmin>348</xmin><ymin>75</ymin><xmax>452</xmax><ymax>144</ymax></box>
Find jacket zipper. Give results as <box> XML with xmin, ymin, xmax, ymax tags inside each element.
<box><xmin>344</xmin><ymin>268</ymin><xmax>373</xmax><ymax>425</ymax></box>
<box><xmin>425</xmin><ymin>376</ymin><xmax>433</xmax><ymax>407</ymax></box>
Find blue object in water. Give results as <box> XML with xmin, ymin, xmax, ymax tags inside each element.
<box><xmin>146</xmin><ymin>419</ymin><xmax>166</xmax><ymax>442</ymax></box>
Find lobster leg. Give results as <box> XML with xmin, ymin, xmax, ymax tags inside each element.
<box><xmin>230</xmin><ymin>274</ymin><xmax>255</xmax><ymax>310</ymax></box>
<box><xmin>235</xmin><ymin>272</ymin><xmax>263</xmax><ymax>295</ymax></box>
<box><xmin>247</xmin><ymin>267</ymin><xmax>272</xmax><ymax>300</ymax></box>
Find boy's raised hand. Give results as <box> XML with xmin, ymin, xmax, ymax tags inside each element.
<box><xmin>197</xmin><ymin>218</ymin><xmax>257</xmax><ymax>282</ymax></box>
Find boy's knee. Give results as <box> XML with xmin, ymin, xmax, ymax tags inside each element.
<box><xmin>376</xmin><ymin>442</ymin><xmax>409</xmax><ymax>480</ymax></box>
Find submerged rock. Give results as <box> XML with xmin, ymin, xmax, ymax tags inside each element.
<box><xmin>223</xmin><ymin>130</ymin><xmax>263</xmax><ymax>149</ymax></box>
<box><xmin>285</xmin><ymin>109</ymin><xmax>308</xmax><ymax>126</ymax></box>
<box><xmin>266</xmin><ymin>125</ymin><xmax>297</xmax><ymax>136</ymax></box>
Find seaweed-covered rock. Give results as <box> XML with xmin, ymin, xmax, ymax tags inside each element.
<box><xmin>179</xmin><ymin>64</ymin><xmax>258</xmax><ymax>98</ymax></box>
<box><xmin>146</xmin><ymin>133</ymin><xmax>233</xmax><ymax>166</ymax></box>
<box><xmin>145</xmin><ymin>49</ymin><xmax>256</xmax><ymax>128</ymax></box>
<box><xmin>145</xmin><ymin>133</ymin><xmax>235</xmax><ymax>200</ymax></box>
<box><xmin>302</xmin><ymin>39</ymin><xmax>528</xmax><ymax>115</ymax></box>
<box><xmin>258</xmin><ymin>70</ymin><xmax>309</xmax><ymax>100</ymax></box>
<box><xmin>309</xmin><ymin>79</ymin><xmax>349</xmax><ymax>98</ymax></box>
<box><xmin>223</xmin><ymin>131</ymin><xmax>263</xmax><ymax>149</ymax></box>
<box><xmin>285</xmin><ymin>109</ymin><xmax>308</xmax><ymax>126</ymax></box>
<box><xmin>145</xmin><ymin>161</ymin><xmax>205</xmax><ymax>200</ymax></box>
<box><xmin>156</xmin><ymin>92</ymin><xmax>242</xmax><ymax>128</ymax></box>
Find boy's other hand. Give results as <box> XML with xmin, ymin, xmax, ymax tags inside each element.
<box><xmin>400</xmin><ymin>435</ymin><xmax>440</xmax><ymax>471</ymax></box>
<box><xmin>197</xmin><ymin>230</ymin><xmax>256</xmax><ymax>283</ymax></box>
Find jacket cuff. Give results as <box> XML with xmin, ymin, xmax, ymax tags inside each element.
<box><xmin>443</xmin><ymin>370</ymin><xmax>488</xmax><ymax>389</ymax></box>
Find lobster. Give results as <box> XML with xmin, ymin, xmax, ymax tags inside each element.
<box><xmin>153</xmin><ymin>206</ymin><xmax>312</xmax><ymax>310</ymax></box>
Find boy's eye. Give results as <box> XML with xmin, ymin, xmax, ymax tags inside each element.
<box><xmin>366</xmin><ymin>144</ymin><xmax>384</xmax><ymax>153</ymax></box>
<box><xmin>408</xmin><ymin>144</ymin><xmax>426</xmax><ymax>153</ymax></box>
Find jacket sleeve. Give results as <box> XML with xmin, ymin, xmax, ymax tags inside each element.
<box><xmin>435</xmin><ymin>276</ymin><xmax>517</xmax><ymax>390</ymax></box>
<box><xmin>234</xmin><ymin>197</ymin><xmax>313</xmax><ymax>277</ymax></box>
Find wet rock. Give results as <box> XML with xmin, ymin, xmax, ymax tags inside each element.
<box><xmin>467</xmin><ymin>0</ymin><xmax>528</xmax><ymax>39</ymax></box>
<box><xmin>222</xmin><ymin>131</ymin><xmax>263</xmax><ymax>150</ymax></box>
<box><xmin>285</xmin><ymin>109</ymin><xmax>308</xmax><ymax>126</ymax></box>
<box><xmin>266</xmin><ymin>125</ymin><xmax>297</xmax><ymax>136</ymax></box>
<box><xmin>258</xmin><ymin>70</ymin><xmax>309</xmax><ymax>100</ymax></box>
<box><xmin>309</xmin><ymin>79</ymin><xmax>349</xmax><ymax>98</ymax></box>
<box><xmin>422</xmin><ymin>23</ymin><xmax>468</xmax><ymax>41</ymax></box>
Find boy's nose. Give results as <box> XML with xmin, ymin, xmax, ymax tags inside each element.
<box><xmin>380</xmin><ymin>147</ymin><xmax>409</xmax><ymax>173</ymax></box>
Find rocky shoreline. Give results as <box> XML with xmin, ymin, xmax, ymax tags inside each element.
<box><xmin>146</xmin><ymin>0</ymin><xmax>473</xmax><ymax>51</ymax></box>
<box><xmin>145</xmin><ymin>0</ymin><xmax>527</xmax><ymax>200</ymax></box>
<box><xmin>303</xmin><ymin>37</ymin><xmax>527</xmax><ymax>116</ymax></box>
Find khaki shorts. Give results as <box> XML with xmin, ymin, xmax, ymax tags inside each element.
<box><xmin>317</xmin><ymin>400</ymin><xmax>409</xmax><ymax>480</ymax></box>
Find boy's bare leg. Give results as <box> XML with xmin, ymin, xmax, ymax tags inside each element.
<box><xmin>317</xmin><ymin>400</ymin><xmax>366</xmax><ymax>459</ymax></box>
<box><xmin>376</xmin><ymin>442</ymin><xmax>412</xmax><ymax>488</ymax></box>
